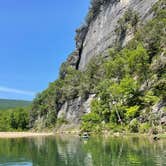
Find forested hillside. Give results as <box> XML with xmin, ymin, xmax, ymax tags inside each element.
<box><xmin>0</xmin><ymin>99</ymin><xmax>31</xmax><ymax>110</ymax></box>
<box><xmin>29</xmin><ymin>0</ymin><xmax>166</xmax><ymax>133</ymax></box>
<box><xmin>0</xmin><ymin>99</ymin><xmax>31</xmax><ymax>131</ymax></box>
<box><xmin>0</xmin><ymin>107</ymin><xmax>30</xmax><ymax>131</ymax></box>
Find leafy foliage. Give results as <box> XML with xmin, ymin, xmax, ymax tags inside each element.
<box><xmin>115</xmin><ymin>9</ymin><xmax>139</xmax><ymax>49</ymax></box>
<box><xmin>129</xmin><ymin>119</ymin><xmax>139</xmax><ymax>133</ymax></box>
<box><xmin>81</xmin><ymin>4</ymin><xmax>166</xmax><ymax>132</ymax></box>
<box><xmin>81</xmin><ymin>112</ymin><xmax>102</xmax><ymax>132</ymax></box>
<box><xmin>125</xmin><ymin>106</ymin><xmax>139</xmax><ymax>120</ymax></box>
<box><xmin>30</xmin><ymin>2</ymin><xmax>166</xmax><ymax>133</ymax></box>
<box><xmin>0</xmin><ymin>107</ymin><xmax>29</xmax><ymax>131</ymax></box>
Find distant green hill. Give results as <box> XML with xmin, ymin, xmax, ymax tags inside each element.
<box><xmin>0</xmin><ymin>99</ymin><xmax>31</xmax><ymax>110</ymax></box>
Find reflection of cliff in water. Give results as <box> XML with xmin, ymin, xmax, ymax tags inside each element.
<box><xmin>0</xmin><ymin>136</ymin><xmax>166</xmax><ymax>166</ymax></box>
<box><xmin>56</xmin><ymin>135</ymin><xmax>93</xmax><ymax>166</ymax></box>
<box><xmin>28</xmin><ymin>135</ymin><xmax>93</xmax><ymax>166</ymax></box>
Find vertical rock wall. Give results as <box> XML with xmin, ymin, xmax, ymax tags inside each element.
<box><xmin>59</xmin><ymin>0</ymin><xmax>159</xmax><ymax>126</ymax></box>
<box><xmin>78</xmin><ymin>0</ymin><xmax>158</xmax><ymax>70</ymax></box>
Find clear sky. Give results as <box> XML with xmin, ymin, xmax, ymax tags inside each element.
<box><xmin>0</xmin><ymin>0</ymin><xmax>90</xmax><ymax>101</ymax></box>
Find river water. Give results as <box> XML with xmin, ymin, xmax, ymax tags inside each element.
<box><xmin>0</xmin><ymin>135</ymin><xmax>166</xmax><ymax>166</ymax></box>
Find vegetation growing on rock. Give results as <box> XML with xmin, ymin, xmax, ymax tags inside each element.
<box><xmin>28</xmin><ymin>0</ymin><xmax>166</xmax><ymax>133</ymax></box>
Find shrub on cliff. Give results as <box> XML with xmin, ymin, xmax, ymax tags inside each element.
<box><xmin>129</xmin><ymin>119</ymin><xmax>139</xmax><ymax>133</ymax></box>
<box><xmin>30</xmin><ymin>1</ymin><xmax>166</xmax><ymax>132</ymax></box>
<box><xmin>86</xmin><ymin>0</ymin><xmax>120</xmax><ymax>26</ymax></box>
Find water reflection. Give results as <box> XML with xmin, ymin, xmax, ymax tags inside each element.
<box><xmin>0</xmin><ymin>162</ymin><xmax>32</xmax><ymax>166</ymax></box>
<box><xmin>0</xmin><ymin>136</ymin><xmax>166</xmax><ymax>166</ymax></box>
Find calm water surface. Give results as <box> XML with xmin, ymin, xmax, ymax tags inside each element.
<box><xmin>0</xmin><ymin>135</ymin><xmax>166</xmax><ymax>166</ymax></box>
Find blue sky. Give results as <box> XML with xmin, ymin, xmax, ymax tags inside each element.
<box><xmin>0</xmin><ymin>0</ymin><xmax>90</xmax><ymax>101</ymax></box>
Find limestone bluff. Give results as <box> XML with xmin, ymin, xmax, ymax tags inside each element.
<box><xmin>58</xmin><ymin>0</ymin><xmax>158</xmax><ymax>124</ymax></box>
<box><xmin>30</xmin><ymin>0</ymin><xmax>166</xmax><ymax>130</ymax></box>
<box><xmin>68</xmin><ymin>0</ymin><xmax>158</xmax><ymax>70</ymax></box>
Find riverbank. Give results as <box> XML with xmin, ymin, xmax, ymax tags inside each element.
<box><xmin>0</xmin><ymin>132</ymin><xmax>54</xmax><ymax>138</ymax></box>
<box><xmin>0</xmin><ymin>131</ymin><xmax>165</xmax><ymax>139</ymax></box>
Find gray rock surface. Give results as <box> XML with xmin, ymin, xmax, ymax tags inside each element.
<box><xmin>78</xmin><ymin>0</ymin><xmax>158</xmax><ymax>70</ymax></box>
<box><xmin>67</xmin><ymin>50</ymin><xmax>80</xmax><ymax>69</ymax></box>
<box><xmin>152</xmin><ymin>101</ymin><xmax>166</xmax><ymax>125</ymax></box>
<box><xmin>61</xmin><ymin>0</ymin><xmax>159</xmax><ymax>124</ymax></box>
<box><xmin>57</xmin><ymin>95</ymin><xmax>95</xmax><ymax>124</ymax></box>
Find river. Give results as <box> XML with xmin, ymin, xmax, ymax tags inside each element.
<box><xmin>0</xmin><ymin>135</ymin><xmax>166</xmax><ymax>166</ymax></box>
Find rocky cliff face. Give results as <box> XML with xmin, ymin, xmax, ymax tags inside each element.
<box><xmin>60</xmin><ymin>0</ymin><xmax>158</xmax><ymax>125</ymax></box>
<box><xmin>31</xmin><ymin>0</ymin><xmax>166</xmax><ymax>130</ymax></box>
<box><xmin>57</xmin><ymin>95</ymin><xmax>95</xmax><ymax>124</ymax></box>
<box><xmin>69</xmin><ymin>0</ymin><xmax>158</xmax><ymax>70</ymax></box>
